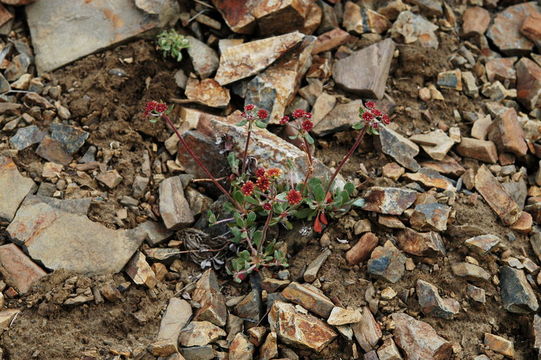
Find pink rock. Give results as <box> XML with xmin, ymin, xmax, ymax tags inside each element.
<box><xmin>462</xmin><ymin>7</ymin><xmax>490</xmax><ymax>37</ymax></box>
<box><xmin>0</xmin><ymin>243</ymin><xmax>46</xmax><ymax>294</ymax></box>
<box><xmin>516</xmin><ymin>57</ymin><xmax>541</xmax><ymax>111</ymax></box>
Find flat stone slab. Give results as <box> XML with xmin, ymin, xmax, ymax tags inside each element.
<box><xmin>0</xmin><ymin>243</ymin><xmax>46</xmax><ymax>294</ymax></box>
<box><xmin>0</xmin><ymin>156</ymin><xmax>36</xmax><ymax>221</ymax></box>
<box><xmin>26</xmin><ymin>0</ymin><xmax>176</xmax><ymax>73</ymax></box>
<box><xmin>7</xmin><ymin>196</ymin><xmax>145</xmax><ymax>274</ymax></box>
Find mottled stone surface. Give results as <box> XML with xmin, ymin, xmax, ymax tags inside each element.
<box><xmin>159</xmin><ymin>176</ymin><xmax>194</xmax><ymax>230</ymax></box>
<box><xmin>391</xmin><ymin>11</ymin><xmax>438</xmax><ymax>48</ymax></box>
<box><xmin>516</xmin><ymin>57</ymin><xmax>541</xmax><ymax>111</ymax></box>
<box><xmin>500</xmin><ymin>266</ymin><xmax>539</xmax><ymax>313</ymax></box>
<box><xmin>26</xmin><ymin>0</ymin><xmax>177</xmax><ymax>73</ymax></box>
<box><xmin>397</xmin><ymin>228</ymin><xmax>446</xmax><ymax>257</ymax></box>
<box><xmin>0</xmin><ymin>243</ymin><xmax>46</xmax><ymax>294</ymax></box>
<box><xmin>416</xmin><ymin>279</ymin><xmax>460</xmax><ymax>319</ymax></box>
<box><xmin>362</xmin><ymin>187</ymin><xmax>417</xmax><ymax>215</ymax></box>
<box><xmin>380</xmin><ymin>126</ymin><xmax>420</xmax><ymax>171</ymax></box>
<box><xmin>367</xmin><ymin>241</ymin><xmax>406</xmax><ymax>283</ymax></box>
<box><xmin>9</xmin><ymin>125</ymin><xmax>46</xmax><ymax>150</ymax></box>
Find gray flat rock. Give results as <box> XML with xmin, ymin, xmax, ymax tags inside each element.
<box><xmin>0</xmin><ymin>156</ymin><xmax>36</xmax><ymax>221</ymax></box>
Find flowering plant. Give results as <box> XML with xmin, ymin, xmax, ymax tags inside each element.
<box><xmin>157</xmin><ymin>29</ymin><xmax>190</xmax><ymax>62</ymax></box>
<box><xmin>145</xmin><ymin>100</ymin><xmax>390</xmax><ymax>282</ymax></box>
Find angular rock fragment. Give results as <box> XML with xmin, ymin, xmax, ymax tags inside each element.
<box><xmin>362</xmin><ymin>187</ymin><xmax>417</xmax><ymax>215</ymax></box>
<box><xmin>125</xmin><ymin>251</ymin><xmax>157</xmax><ymax>288</ymax></box>
<box><xmin>229</xmin><ymin>333</ymin><xmax>254</xmax><ymax>360</ymax></box>
<box><xmin>451</xmin><ymin>262</ymin><xmax>490</xmax><ymax>281</ymax></box>
<box><xmin>343</xmin><ymin>2</ymin><xmax>391</xmax><ymax>35</ymax></box>
<box><xmin>456</xmin><ymin>138</ymin><xmax>498</xmax><ymax>164</ymax></box>
<box><xmin>403</xmin><ymin>168</ymin><xmax>455</xmax><ymax>191</ymax></box>
<box><xmin>410</xmin><ymin>130</ymin><xmax>454</xmax><ymax>161</ymax></box>
<box><xmin>269</xmin><ymin>301</ymin><xmax>336</xmax><ymax>352</ymax></box>
<box><xmin>9</xmin><ymin>125</ymin><xmax>46</xmax><ymax>150</ymax></box>
<box><xmin>487</xmin><ymin>2</ymin><xmax>540</xmax><ymax>55</ymax></box>
<box><xmin>176</xmin><ymin>109</ymin><xmax>342</xmax><ymax>187</ymax></box>
<box><xmin>35</xmin><ymin>136</ymin><xmax>72</xmax><ymax>165</ymax></box>
<box><xmin>377</xmin><ymin>338</ymin><xmax>403</xmax><ymax>360</ymax></box>
<box><xmin>244</xmin><ymin>35</ymin><xmax>315</xmax><ymax>123</ymax></box>
<box><xmin>410</xmin><ymin>203</ymin><xmax>451</xmax><ymax>232</ymax></box>
<box><xmin>312</xmin><ymin>28</ymin><xmax>350</xmax><ymax>54</ymax></box>
<box><xmin>180</xmin><ymin>346</ymin><xmax>214</xmax><ymax>360</ymax></box>
<box><xmin>260</xmin><ymin>332</ymin><xmax>278</xmax><ymax>360</ymax></box>
<box><xmin>437</xmin><ymin>70</ymin><xmax>462</xmax><ymax>91</ymax></box>
<box><xmin>488</xmin><ymin>107</ymin><xmax>528</xmax><ymax>157</ymax></box>
<box><xmin>0</xmin><ymin>243</ymin><xmax>46</xmax><ymax>294</ymax></box>
<box><xmin>397</xmin><ymin>228</ymin><xmax>446</xmax><ymax>257</ymax></box>
<box><xmin>281</xmin><ymin>282</ymin><xmax>334</xmax><ymax>318</ymax></box>
<box><xmin>96</xmin><ymin>170</ymin><xmax>123</xmax><ymax>189</ymax></box>
<box><xmin>484</xmin><ymin>333</ymin><xmax>515</xmax><ymax>358</ymax></box>
<box><xmin>185</xmin><ymin>78</ymin><xmax>230</xmax><ymax>108</ymax></box>
<box><xmin>179</xmin><ymin>321</ymin><xmax>226</xmax><ymax>347</ymax></box>
<box><xmin>486</xmin><ymin>58</ymin><xmax>517</xmax><ymax>86</ymax></box>
<box><xmin>311</xmin><ymin>92</ymin><xmax>336</xmax><ymax>126</ymax></box>
<box><xmin>26</xmin><ymin>0</ymin><xmax>178</xmax><ymax>73</ymax></box>
<box><xmin>464</xmin><ymin>235</ymin><xmax>501</xmax><ymax>254</ymax></box>
<box><xmin>516</xmin><ymin>57</ymin><xmax>541</xmax><ymax>111</ymax></box>
<box><xmin>7</xmin><ymin>196</ymin><xmax>145</xmax><ymax>274</ymax></box>
<box><xmin>391</xmin><ymin>11</ymin><xmax>438</xmax><ymax>48</ymax></box>
<box><xmin>49</xmin><ymin>123</ymin><xmax>89</xmax><ymax>155</ymax></box>
<box><xmin>475</xmin><ymin>166</ymin><xmax>521</xmax><ymax>226</ymax></box>
<box><xmin>351</xmin><ymin>307</ymin><xmax>382</xmax><ymax>352</ymax></box>
<box><xmin>186</xmin><ymin>36</ymin><xmax>219</xmax><ymax>79</ymax></box>
<box><xmin>192</xmin><ymin>270</ymin><xmax>227</xmax><ymax>327</ymax></box>
<box><xmin>332</xmin><ymin>38</ymin><xmax>395</xmax><ymax>99</ymax></box>
<box><xmin>312</xmin><ymin>99</ymin><xmax>360</xmax><ymax>137</ymax></box>
<box><xmin>304</xmin><ymin>248</ymin><xmax>331</xmax><ymax>282</ymax></box>
<box><xmin>0</xmin><ymin>156</ymin><xmax>36</xmax><ymax>221</ymax></box>
<box><xmin>521</xmin><ymin>12</ymin><xmax>541</xmax><ymax>46</ymax></box>
<box><xmin>416</xmin><ymin>279</ymin><xmax>460</xmax><ymax>319</ymax></box>
<box><xmin>215</xmin><ymin>31</ymin><xmax>304</xmax><ymax>85</ymax></box>
<box><xmin>461</xmin><ymin>7</ymin><xmax>490</xmax><ymax>37</ymax></box>
<box><xmin>500</xmin><ymin>265</ymin><xmax>539</xmax><ymax>313</ymax></box>
<box><xmin>159</xmin><ymin>176</ymin><xmax>194</xmax><ymax>230</ymax></box>
<box><xmin>380</xmin><ymin>126</ymin><xmax>420</xmax><ymax>171</ymax></box>
<box><xmin>467</xmin><ymin>284</ymin><xmax>486</xmax><ymax>303</ymax></box>
<box><xmin>367</xmin><ymin>241</ymin><xmax>406</xmax><ymax>283</ymax></box>
<box><xmin>150</xmin><ymin>298</ymin><xmax>192</xmax><ymax>357</ymax></box>
<box><xmin>471</xmin><ymin>114</ymin><xmax>492</xmax><ymax>140</ymax></box>
<box><xmin>327</xmin><ymin>307</ymin><xmax>362</xmax><ymax>326</ymax></box>
<box><xmin>346</xmin><ymin>232</ymin><xmax>379</xmax><ymax>265</ymax></box>
<box><xmin>392</xmin><ymin>313</ymin><xmax>452</xmax><ymax>360</ymax></box>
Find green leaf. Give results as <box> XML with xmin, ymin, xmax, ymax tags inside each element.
<box><xmin>234</xmin><ymin>212</ymin><xmax>245</xmax><ymax>227</ymax></box>
<box><xmin>247</xmin><ymin>211</ymin><xmax>256</xmax><ymax>225</ymax></box>
<box><xmin>207</xmin><ymin>210</ymin><xmax>217</xmax><ymax>224</ymax></box>
<box><xmin>227</xmin><ymin>153</ymin><xmax>239</xmax><ymax>173</ymax></box>
<box><xmin>352</xmin><ymin>122</ymin><xmax>364</xmax><ymax>130</ymax></box>
<box><xmin>283</xmin><ymin>220</ymin><xmax>293</xmax><ymax>230</ymax></box>
<box><xmin>308</xmin><ymin>177</ymin><xmax>322</xmax><ymax>191</ymax></box>
<box><xmin>344</xmin><ymin>182</ymin><xmax>355</xmax><ymax>196</ymax></box>
<box><xmin>245</xmin><ymin>196</ymin><xmax>259</xmax><ymax>206</ymax></box>
<box><xmin>288</xmin><ymin>135</ymin><xmax>298</xmax><ymax>140</ymax></box>
<box><xmin>239</xmin><ymin>250</ymin><xmax>251</xmax><ymax>261</ymax></box>
<box><xmin>293</xmin><ymin>207</ymin><xmax>316</xmax><ymax>219</ymax></box>
<box><xmin>236</xmin><ymin>119</ymin><xmax>248</xmax><ymax>126</ymax></box>
<box><xmin>231</xmin><ymin>257</ymin><xmax>244</xmax><ymax>271</ymax></box>
<box><xmin>273</xmin><ymin>202</ymin><xmax>284</xmax><ymax>214</ymax></box>
<box><xmin>233</xmin><ymin>190</ymin><xmax>244</xmax><ymax>204</ymax></box>
<box><xmin>304</xmin><ymin>132</ymin><xmax>314</xmax><ymax>145</ymax></box>
<box><xmin>255</xmin><ymin>120</ymin><xmax>267</xmax><ymax>128</ymax></box>
<box><xmin>313</xmin><ymin>183</ymin><xmax>325</xmax><ymax>203</ymax></box>
<box><xmin>352</xmin><ymin>198</ymin><xmax>366</xmax><ymax>207</ymax></box>
<box><xmin>252</xmin><ymin>230</ymin><xmax>262</xmax><ymax>247</ymax></box>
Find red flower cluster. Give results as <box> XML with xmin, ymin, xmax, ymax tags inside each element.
<box><xmin>286</xmin><ymin>189</ymin><xmax>302</xmax><ymax>205</ymax></box>
<box><xmin>257</xmin><ymin>109</ymin><xmax>269</xmax><ymax>120</ymax></box>
<box><xmin>361</xmin><ymin>101</ymin><xmax>391</xmax><ymax>129</ymax></box>
<box><xmin>301</xmin><ymin>119</ymin><xmax>313</xmax><ymax>132</ymax></box>
<box><xmin>255</xmin><ymin>167</ymin><xmax>266</xmax><ymax>177</ymax></box>
<box><xmin>263</xmin><ymin>203</ymin><xmax>272</xmax><ymax>211</ymax></box>
<box><xmin>280</xmin><ymin>115</ymin><xmax>290</xmax><ymax>125</ymax></box>
<box><xmin>292</xmin><ymin>109</ymin><xmax>307</xmax><ymax>119</ymax></box>
<box><xmin>266</xmin><ymin>168</ymin><xmax>282</xmax><ymax>178</ymax></box>
<box><xmin>256</xmin><ymin>175</ymin><xmax>270</xmax><ymax>192</ymax></box>
<box><xmin>144</xmin><ymin>101</ymin><xmax>168</xmax><ymax>117</ymax></box>
<box><xmin>244</xmin><ymin>104</ymin><xmax>255</xmax><ymax>111</ymax></box>
<box><xmin>241</xmin><ymin>181</ymin><xmax>255</xmax><ymax>196</ymax></box>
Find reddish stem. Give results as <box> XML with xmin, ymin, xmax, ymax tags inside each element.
<box><xmin>161</xmin><ymin>113</ymin><xmax>244</xmax><ymax>212</ymax></box>
<box><xmin>301</xmin><ymin>136</ymin><xmax>313</xmax><ymax>190</ymax></box>
<box><xmin>258</xmin><ymin>208</ymin><xmax>273</xmax><ymax>254</ymax></box>
<box><xmin>241</xmin><ymin>122</ymin><xmax>253</xmax><ymax>174</ymax></box>
<box><xmin>324</xmin><ymin>126</ymin><xmax>368</xmax><ymax>195</ymax></box>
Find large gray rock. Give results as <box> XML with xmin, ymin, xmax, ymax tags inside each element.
<box><xmin>500</xmin><ymin>266</ymin><xmax>539</xmax><ymax>314</ymax></box>
<box><xmin>159</xmin><ymin>176</ymin><xmax>194</xmax><ymax>230</ymax></box>
<box><xmin>7</xmin><ymin>196</ymin><xmax>145</xmax><ymax>274</ymax></box>
<box><xmin>380</xmin><ymin>126</ymin><xmax>420</xmax><ymax>171</ymax></box>
<box><xmin>26</xmin><ymin>0</ymin><xmax>178</xmax><ymax>73</ymax></box>
<box><xmin>332</xmin><ymin>38</ymin><xmax>395</xmax><ymax>99</ymax></box>
<box><xmin>0</xmin><ymin>156</ymin><xmax>36</xmax><ymax>221</ymax></box>
<box><xmin>186</xmin><ymin>36</ymin><xmax>219</xmax><ymax>79</ymax></box>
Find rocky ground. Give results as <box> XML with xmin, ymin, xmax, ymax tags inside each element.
<box><xmin>0</xmin><ymin>0</ymin><xmax>539</xmax><ymax>359</ymax></box>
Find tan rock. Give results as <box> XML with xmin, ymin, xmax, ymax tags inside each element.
<box><xmin>351</xmin><ymin>307</ymin><xmax>382</xmax><ymax>352</ymax></box>
<box><xmin>179</xmin><ymin>321</ymin><xmax>226</xmax><ymax>347</ymax></box>
<box><xmin>185</xmin><ymin>78</ymin><xmax>230</xmax><ymax>108</ymax></box>
<box><xmin>312</xmin><ymin>28</ymin><xmax>350</xmax><ymax>54</ymax></box>
<box><xmin>159</xmin><ymin>176</ymin><xmax>194</xmax><ymax>230</ymax></box>
<box><xmin>281</xmin><ymin>282</ymin><xmax>334</xmax><ymax>318</ymax></box>
<box><xmin>455</xmin><ymin>138</ymin><xmax>498</xmax><ymax>163</ymax></box>
<box><xmin>125</xmin><ymin>251</ymin><xmax>157</xmax><ymax>288</ymax></box>
<box><xmin>0</xmin><ymin>156</ymin><xmax>36</xmax><ymax>221</ymax></box>
<box><xmin>484</xmin><ymin>333</ymin><xmax>515</xmax><ymax>358</ymax></box>
<box><xmin>461</xmin><ymin>7</ymin><xmax>490</xmax><ymax>37</ymax></box>
<box><xmin>327</xmin><ymin>307</ymin><xmax>362</xmax><ymax>326</ymax></box>
<box><xmin>516</xmin><ymin>57</ymin><xmax>541</xmax><ymax>111</ymax></box>
<box><xmin>259</xmin><ymin>332</ymin><xmax>278</xmax><ymax>360</ymax></box>
<box><xmin>229</xmin><ymin>333</ymin><xmax>254</xmax><ymax>360</ymax></box>
<box><xmin>345</xmin><ymin>232</ymin><xmax>379</xmax><ymax>265</ymax></box>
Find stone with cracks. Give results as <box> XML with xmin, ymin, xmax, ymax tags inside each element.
<box><xmin>176</xmin><ymin>109</ymin><xmax>343</xmax><ymax>188</ymax></box>
<box><xmin>486</xmin><ymin>2</ymin><xmax>540</xmax><ymax>55</ymax></box>
<box><xmin>456</xmin><ymin>138</ymin><xmax>498</xmax><ymax>164</ymax></box>
<box><xmin>392</xmin><ymin>312</ymin><xmax>452</xmax><ymax>360</ymax></box>
<box><xmin>327</xmin><ymin>307</ymin><xmax>362</xmax><ymax>326</ymax></box>
<box><xmin>379</xmin><ymin>126</ymin><xmax>420</xmax><ymax>171</ymax></box>
<box><xmin>229</xmin><ymin>333</ymin><xmax>254</xmax><ymax>360</ymax></box>
<box><xmin>410</xmin><ymin>203</ymin><xmax>451</xmax><ymax>232</ymax></box>
<box><xmin>397</xmin><ymin>228</ymin><xmax>446</xmax><ymax>257</ymax></box>
<box><xmin>244</xmin><ymin>36</ymin><xmax>315</xmax><ymax>124</ymax></box>
<box><xmin>268</xmin><ymin>300</ymin><xmax>337</xmax><ymax>352</ymax></box>
<box><xmin>362</xmin><ymin>187</ymin><xmax>417</xmax><ymax>216</ymax></box>
<box><xmin>281</xmin><ymin>282</ymin><xmax>335</xmax><ymax>318</ymax></box>
<box><xmin>475</xmin><ymin>165</ymin><xmax>521</xmax><ymax>226</ymax></box>
<box><xmin>0</xmin><ymin>243</ymin><xmax>46</xmax><ymax>294</ymax></box>
<box><xmin>0</xmin><ymin>156</ymin><xmax>36</xmax><ymax>221</ymax></box>
<box><xmin>516</xmin><ymin>57</ymin><xmax>541</xmax><ymax>111</ymax></box>
<box><xmin>343</xmin><ymin>2</ymin><xmax>391</xmax><ymax>35</ymax></box>
<box><xmin>192</xmin><ymin>270</ymin><xmax>227</xmax><ymax>327</ymax></box>
<box><xmin>9</xmin><ymin>125</ymin><xmax>46</xmax><ymax>150</ymax></box>
<box><xmin>25</xmin><ymin>0</ymin><xmax>178</xmax><ymax>73</ymax></box>
<box><xmin>49</xmin><ymin>123</ymin><xmax>89</xmax><ymax>155</ymax></box>
<box><xmin>259</xmin><ymin>331</ymin><xmax>278</xmax><ymax>360</ymax></box>
<box><xmin>7</xmin><ymin>195</ymin><xmax>145</xmax><ymax>274</ymax></box>
<box><xmin>333</xmin><ymin>38</ymin><xmax>395</xmax><ymax>99</ymax></box>
<box><xmin>416</xmin><ymin>279</ymin><xmax>460</xmax><ymax>319</ymax></box>
<box><xmin>312</xmin><ymin>100</ymin><xmax>361</xmax><ymax>137</ymax></box>
<box><xmin>215</xmin><ymin>31</ymin><xmax>304</xmax><ymax>85</ymax></box>
<box><xmin>150</xmin><ymin>298</ymin><xmax>192</xmax><ymax>357</ymax></box>
<box><xmin>159</xmin><ymin>176</ymin><xmax>194</xmax><ymax>230</ymax></box>
<box><xmin>500</xmin><ymin>265</ymin><xmax>539</xmax><ymax>314</ymax></box>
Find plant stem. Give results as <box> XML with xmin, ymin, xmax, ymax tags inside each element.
<box><xmin>324</xmin><ymin>126</ymin><xmax>368</xmax><ymax>195</ymax></box>
<box><xmin>243</xmin><ymin>227</ymin><xmax>258</xmax><ymax>256</ymax></box>
<box><xmin>301</xmin><ymin>136</ymin><xmax>313</xmax><ymax>189</ymax></box>
<box><xmin>162</xmin><ymin>113</ymin><xmax>244</xmax><ymax>212</ymax></box>
<box><xmin>258</xmin><ymin>209</ymin><xmax>273</xmax><ymax>254</ymax></box>
<box><xmin>241</xmin><ymin>122</ymin><xmax>253</xmax><ymax>174</ymax></box>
